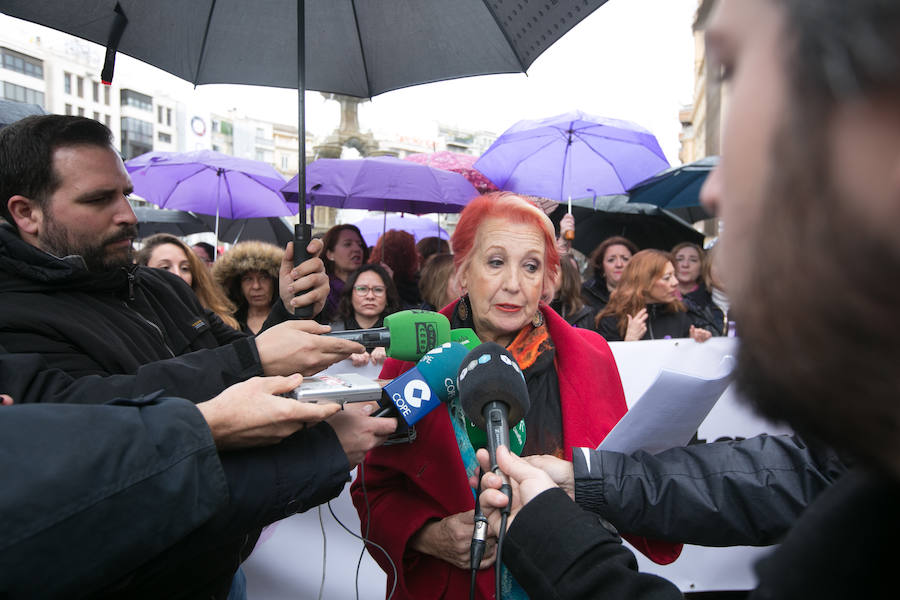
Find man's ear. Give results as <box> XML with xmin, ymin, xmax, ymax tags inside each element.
<box><xmin>6</xmin><ymin>195</ymin><xmax>43</xmax><ymax>236</ymax></box>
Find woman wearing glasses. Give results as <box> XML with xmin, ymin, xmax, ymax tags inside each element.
<box><xmin>330</xmin><ymin>264</ymin><xmax>401</xmax><ymax>367</ymax></box>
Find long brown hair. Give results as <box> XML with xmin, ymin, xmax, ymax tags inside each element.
<box><xmin>596</xmin><ymin>249</ymin><xmax>684</xmax><ymax>336</ymax></box>
<box><xmin>136</xmin><ymin>234</ymin><xmax>239</xmax><ymax>330</ymax></box>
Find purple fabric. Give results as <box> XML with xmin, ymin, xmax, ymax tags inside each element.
<box><xmin>352</xmin><ymin>214</ymin><xmax>447</xmax><ymax>247</ymax></box>
<box><xmin>281</xmin><ymin>157</ymin><xmax>478</xmax><ymax>215</ymax></box>
<box><xmin>125</xmin><ymin>150</ymin><xmax>295</xmax><ymax>219</ymax></box>
<box><xmin>474</xmin><ymin>110</ymin><xmax>670</xmax><ymax>202</ymax></box>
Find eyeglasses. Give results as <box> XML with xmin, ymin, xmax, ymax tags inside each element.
<box><xmin>353</xmin><ymin>285</ymin><xmax>386</xmax><ymax>296</ymax></box>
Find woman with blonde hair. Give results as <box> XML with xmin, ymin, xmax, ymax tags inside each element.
<box><xmin>596</xmin><ymin>249</ymin><xmax>712</xmax><ymax>342</ymax></box>
<box><xmin>135</xmin><ymin>234</ymin><xmax>238</xmax><ymax>330</ymax></box>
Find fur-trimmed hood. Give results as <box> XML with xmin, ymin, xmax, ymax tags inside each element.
<box><xmin>212</xmin><ymin>241</ymin><xmax>282</xmax><ymax>303</ymax></box>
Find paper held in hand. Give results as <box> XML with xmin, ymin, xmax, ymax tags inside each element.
<box><xmin>598</xmin><ymin>356</ymin><xmax>735</xmax><ymax>455</ymax></box>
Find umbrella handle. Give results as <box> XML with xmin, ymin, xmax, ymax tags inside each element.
<box><xmin>293</xmin><ymin>223</ymin><xmax>314</xmax><ymax>318</ymax></box>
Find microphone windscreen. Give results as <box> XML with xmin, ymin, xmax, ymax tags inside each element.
<box><xmin>383</xmin><ymin>310</ymin><xmax>451</xmax><ymax>360</ymax></box>
<box><xmin>417</xmin><ymin>342</ymin><xmax>469</xmax><ymax>402</ymax></box>
<box><xmin>457</xmin><ymin>342</ymin><xmax>530</xmax><ymax>430</ymax></box>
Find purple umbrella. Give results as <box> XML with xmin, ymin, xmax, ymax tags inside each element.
<box><xmin>281</xmin><ymin>157</ymin><xmax>478</xmax><ymax>215</ymax></box>
<box><xmin>125</xmin><ymin>150</ymin><xmax>293</xmax><ymax>250</ymax></box>
<box><xmin>474</xmin><ymin>110</ymin><xmax>670</xmax><ymax>202</ymax></box>
<box><xmin>353</xmin><ymin>214</ymin><xmax>448</xmax><ymax>248</ymax></box>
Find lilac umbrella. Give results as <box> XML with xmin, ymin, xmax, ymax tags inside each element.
<box><xmin>281</xmin><ymin>157</ymin><xmax>478</xmax><ymax>215</ymax></box>
<box><xmin>352</xmin><ymin>214</ymin><xmax>448</xmax><ymax>248</ymax></box>
<box><xmin>125</xmin><ymin>150</ymin><xmax>294</xmax><ymax>250</ymax></box>
<box><xmin>474</xmin><ymin>110</ymin><xmax>670</xmax><ymax>203</ymax></box>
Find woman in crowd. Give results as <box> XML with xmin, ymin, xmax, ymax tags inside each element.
<box><xmin>135</xmin><ymin>234</ymin><xmax>238</xmax><ymax>330</ymax></box>
<box><xmin>704</xmin><ymin>244</ymin><xmax>731</xmax><ymax>334</ymax></box>
<box><xmin>351</xmin><ymin>193</ymin><xmax>680</xmax><ymax>600</ymax></box>
<box><xmin>416</xmin><ymin>235</ymin><xmax>450</xmax><ymax>267</ymax></box>
<box><xmin>417</xmin><ymin>252</ymin><xmax>461</xmax><ymax>312</ymax></box>
<box><xmin>330</xmin><ymin>264</ymin><xmax>401</xmax><ymax>367</ymax></box>
<box><xmin>672</xmin><ymin>242</ymin><xmax>726</xmax><ymax>335</ymax></box>
<box><xmin>319</xmin><ymin>224</ymin><xmax>369</xmax><ymax>323</ymax></box>
<box><xmin>212</xmin><ymin>241</ymin><xmax>282</xmax><ymax>334</ymax></box>
<box><xmin>596</xmin><ymin>249</ymin><xmax>713</xmax><ymax>342</ymax></box>
<box><xmin>581</xmin><ymin>236</ymin><xmax>639</xmax><ymax>314</ymax></box>
<box><xmin>369</xmin><ymin>229</ymin><xmax>421</xmax><ymax>308</ymax></box>
<box><xmin>549</xmin><ymin>254</ymin><xmax>595</xmax><ymax>328</ymax></box>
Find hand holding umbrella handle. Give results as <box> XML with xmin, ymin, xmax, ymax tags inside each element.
<box><xmin>293</xmin><ymin>223</ymin><xmax>314</xmax><ymax>318</ymax></box>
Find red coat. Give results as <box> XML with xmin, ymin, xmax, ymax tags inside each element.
<box><xmin>351</xmin><ymin>302</ymin><xmax>681</xmax><ymax>599</ymax></box>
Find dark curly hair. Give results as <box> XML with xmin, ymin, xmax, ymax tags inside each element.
<box><xmin>337</xmin><ymin>263</ymin><xmax>401</xmax><ymax>323</ymax></box>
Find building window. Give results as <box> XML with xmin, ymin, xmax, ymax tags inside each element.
<box><xmin>120</xmin><ymin>116</ymin><xmax>153</xmax><ymax>159</ymax></box>
<box><xmin>166</xmin><ymin>108</ymin><xmax>172</xmax><ymax>127</ymax></box>
<box><xmin>77</xmin><ymin>107</ymin><xmax>84</xmax><ymax>116</ymax></box>
<box><xmin>76</xmin><ymin>76</ymin><xmax>84</xmax><ymax>98</ymax></box>
<box><xmin>92</xmin><ymin>81</ymin><xmax>99</xmax><ymax>103</ymax></box>
<box><xmin>157</xmin><ymin>105</ymin><xmax>163</xmax><ymax>124</ymax></box>
<box><xmin>256</xmin><ymin>127</ymin><xmax>265</xmax><ymax>138</ymax></box>
<box><xmin>1</xmin><ymin>47</ymin><xmax>43</xmax><ymax>79</ymax></box>
<box><xmin>65</xmin><ymin>103</ymin><xmax>72</xmax><ymax>115</ymax></box>
<box><xmin>281</xmin><ymin>155</ymin><xmax>289</xmax><ymax>170</ymax></box>
<box><xmin>158</xmin><ymin>131</ymin><xmax>172</xmax><ymax>143</ymax></box>
<box><xmin>255</xmin><ymin>150</ymin><xmax>265</xmax><ymax>161</ymax></box>
<box><xmin>212</xmin><ymin>144</ymin><xmax>220</xmax><ymax>152</ymax></box>
<box><xmin>103</xmin><ymin>85</ymin><xmax>110</xmax><ymax>105</ymax></box>
<box><xmin>220</xmin><ymin>121</ymin><xmax>233</xmax><ymax>136</ymax></box>
<box><xmin>104</xmin><ymin>114</ymin><xmax>111</xmax><ymax>128</ymax></box>
<box><xmin>120</xmin><ymin>89</ymin><xmax>152</xmax><ymax>111</ymax></box>
<box><xmin>64</xmin><ymin>72</ymin><xmax>71</xmax><ymax>94</ymax></box>
<box><xmin>93</xmin><ymin>111</ymin><xmax>100</xmax><ymax>121</ymax></box>
<box><xmin>2</xmin><ymin>81</ymin><xmax>45</xmax><ymax>107</ymax></box>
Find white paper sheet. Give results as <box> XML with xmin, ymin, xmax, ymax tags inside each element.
<box><xmin>598</xmin><ymin>356</ymin><xmax>735</xmax><ymax>455</ymax></box>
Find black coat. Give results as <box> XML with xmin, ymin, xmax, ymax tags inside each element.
<box><xmin>682</xmin><ymin>284</ymin><xmax>726</xmax><ymax>336</ymax></box>
<box><xmin>597</xmin><ymin>303</ymin><xmax>695</xmax><ymax>342</ymax></box>
<box><xmin>503</xmin><ymin>469</ymin><xmax>897</xmax><ymax>600</ymax></box>
<box><xmin>0</xmin><ymin>224</ymin><xmax>262</xmax><ymax>403</ymax></box>
<box><xmin>581</xmin><ymin>277</ymin><xmax>611</xmax><ymax>313</ymax></box>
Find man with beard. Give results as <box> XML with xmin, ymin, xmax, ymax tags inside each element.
<box><xmin>475</xmin><ymin>1</ymin><xmax>900</xmax><ymax>599</ymax></box>
<box><xmin>0</xmin><ymin>115</ymin><xmax>398</xmax><ymax>598</ymax></box>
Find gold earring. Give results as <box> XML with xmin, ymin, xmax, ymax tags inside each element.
<box><xmin>532</xmin><ymin>310</ymin><xmax>544</xmax><ymax>328</ymax></box>
<box><xmin>457</xmin><ymin>297</ymin><xmax>468</xmax><ymax>321</ymax></box>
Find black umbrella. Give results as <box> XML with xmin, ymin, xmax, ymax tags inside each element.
<box><xmin>556</xmin><ymin>195</ymin><xmax>704</xmax><ymax>255</ymax></box>
<box><xmin>626</xmin><ymin>156</ymin><xmax>718</xmax><ymax>223</ymax></box>
<box><xmin>133</xmin><ymin>206</ymin><xmax>209</xmax><ymax>238</ymax></box>
<box><xmin>0</xmin><ymin>99</ymin><xmax>45</xmax><ymax>129</ymax></box>
<box><xmin>1</xmin><ymin>0</ymin><xmax>612</xmax><ymax>258</ymax></box>
<box><xmin>194</xmin><ymin>214</ymin><xmax>294</xmax><ymax>248</ymax></box>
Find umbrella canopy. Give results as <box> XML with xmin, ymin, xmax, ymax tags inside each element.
<box><xmin>282</xmin><ymin>157</ymin><xmax>478</xmax><ymax>215</ymax></box>
<box><xmin>403</xmin><ymin>151</ymin><xmax>498</xmax><ymax>194</ymax></box>
<box><xmin>626</xmin><ymin>156</ymin><xmax>718</xmax><ymax>222</ymax></box>
<box><xmin>352</xmin><ymin>214</ymin><xmax>448</xmax><ymax>248</ymax></box>
<box><xmin>194</xmin><ymin>215</ymin><xmax>294</xmax><ymax>247</ymax></box>
<box><xmin>474</xmin><ymin>110</ymin><xmax>670</xmax><ymax>202</ymax></box>
<box><xmin>0</xmin><ymin>99</ymin><xmax>45</xmax><ymax>129</ymax></box>
<box><xmin>133</xmin><ymin>206</ymin><xmax>209</xmax><ymax>238</ymax></box>
<box><xmin>1</xmin><ymin>1</ymin><xmax>610</xmax><ymax>96</ymax></box>
<box><xmin>567</xmin><ymin>195</ymin><xmax>704</xmax><ymax>255</ymax></box>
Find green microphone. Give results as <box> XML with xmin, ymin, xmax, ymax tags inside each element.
<box><xmin>324</xmin><ymin>309</ymin><xmax>451</xmax><ymax>361</ymax></box>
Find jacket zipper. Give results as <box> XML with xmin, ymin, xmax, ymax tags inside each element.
<box><xmin>123</xmin><ymin>270</ymin><xmax>176</xmax><ymax>358</ymax></box>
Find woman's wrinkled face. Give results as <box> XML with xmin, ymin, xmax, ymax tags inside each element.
<box><xmin>240</xmin><ymin>270</ymin><xmax>274</xmax><ymax>309</ymax></box>
<box><xmin>602</xmin><ymin>244</ymin><xmax>632</xmax><ymax>286</ymax></box>
<box><xmin>148</xmin><ymin>243</ymin><xmax>192</xmax><ymax>287</ymax></box>
<box><xmin>459</xmin><ymin>219</ymin><xmax>546</xmax><ymax>346</ymax></box>
<box><xmin>648</xmin><ymin>262</ymin><xmax>679</xmax><ymax>304</ymax></box>
<box><xmin>674</xmin><ymin>247</ymin><xmax>702</xmax><ymax>286</ymax></box>
<box><xmin>351</xmin><ymin>270</ymin><xmax>387</xmax><ymax>320</ymax></box>
<box><xmin>327</xmin><ymin>230</ymin><xmax>365</xmax><ymax>278</ymax></box>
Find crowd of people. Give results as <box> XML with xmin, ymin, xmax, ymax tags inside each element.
<box><xmin>2</xmin><ymin>1</ymin><xmax>898</xmax><ymax>598</ymax></box>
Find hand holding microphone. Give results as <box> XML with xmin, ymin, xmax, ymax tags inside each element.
<box><xmin>324</xmin><ymin>309</ymin><xmax>451</xmax><ymax>361</ymax></box>
<box><xmin>476</xmin><ymin>446</ymin><xmax>558</xmax><ymax>534</ymax></box>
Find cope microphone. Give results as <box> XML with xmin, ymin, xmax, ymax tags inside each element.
<box><xmin>458</xmin><ymin>342</ymin><xmax>530</xmax><ymax>509</ymax></box>
<box><xmin>373</xmin><ymin>342</ymin><xmax>470</xmax><ymax>430</ymax></box>
<box><xmin>324</xmin><ymin>309</ymin><xmax>451</xmax><ymax>361</ymax></box>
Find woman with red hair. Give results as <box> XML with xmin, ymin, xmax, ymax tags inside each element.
<box><xmin>369</xmin><ymin>229</ymin><xmax>421</xmax><ymax>308</ymax></box>
<box><xmin>351</xmin><ymin>193</ymin><xmax>681</xmax><ymax>600</ymax></box>
<box><xmin>596</xmin><ymin>249</ymin><xmax>713</xmax><ymax>342</ymax></box>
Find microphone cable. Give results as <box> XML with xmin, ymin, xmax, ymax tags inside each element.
<box><xmin>495</xmin><ymin>511</ymin><xmax>509</xmax><ymax>600</ymax></box>
<box><xmin>469</xmin><ymin>467</ymin><xmax>487</xmax><ymax>600</ymax></box>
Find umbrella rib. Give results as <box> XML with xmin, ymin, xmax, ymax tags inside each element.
<box><xmin>193</xmin><ymin>0</ymin><xmax>218</xmax><ymax>86</ymax></box>
<box><xmin>349</xmin><ymin>0</ymin><xmax>374</xmax><ymax>97</ymax></box>
<box><xmin>479</xmin><ymin>1</ymin><xmax>528</xmax><ymax>71</ymax></box>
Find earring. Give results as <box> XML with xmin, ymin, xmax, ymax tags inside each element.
<box><xmin>457</xmin><ymin>296</ymin><xmax>469</xmax><ymax>321</ymax></box>
<box><xmin>532</xmin><ymin>310</ymin><xmax>544</xmax><ymax>328</ymax></box>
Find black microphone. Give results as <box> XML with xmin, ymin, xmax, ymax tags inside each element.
<box><xmin>458</xmin><ymin>342</ymin><xmax>530</xmax><ymax>513</ymax></box>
